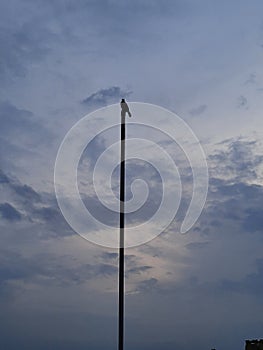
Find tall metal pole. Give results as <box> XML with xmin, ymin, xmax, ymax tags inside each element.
<box><xmin>118</xmin><ymin>111</ymin><xmax>125</xmax><ymax>350</ymax></box>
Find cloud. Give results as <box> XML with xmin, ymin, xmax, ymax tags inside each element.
<box><xmin>0</xmin><ymin>102</ymin><xmax>49</xmax><ymax>144</ymax></box>
<box><xmin>206</xmin><ymin>180</ymin><xmax>263</xmax><ymax>235</ymax></box>
<box><xmin>0</xmin><ymin>169</ymin><xmax>10</xmax><ymax>184</ymax></box>
<box><xmin>0</xmin><ymin>168</ymin><xmax>74</xmax><ymax>237</ymax></box>
<box><xmin>83</xmin><ymin>263</ymin><xmax>117</xmax><ymax>278</ymax></box>
<box><xmin>209</xmin><ymin>138</ymin><xmax>263</xmax><ymax>182</ymax></box>
<box><xmin>204</xmin><ymin>259</ymin><xmax>263</xmax><ymax>297</ymax></box>
<box><xmin>79</xmin><ymin>150</ymin><xmax>164</xmax><ymax>229</ymax></box>
<box><xmin>81</xmin><ymin>86</ymin><xmax>132</xmax><ymax>107</ymax></box>
<box><xmin>136</xmin><ymin>277</ymin><xmax>158</xmax><ymax>292</ymax></box>
<box><xmin>101</xmin><ymin>252</ymin><xmax>118</xmax><ymax>261</ymax></box>
<box><xmin>12</xmin><ymin>184</ymin><xmax>41</xmax><ymax>203</ymax></box>
<box><xmin>0</xmin><ymin>203</ymin><xmax>21</xmax><ymax>221</ymax></box>
<box><xmin>189</xmin><ymin>104</ymin><xmax>207</xmax><ymax>116</ymax></box>
<box><xmin>243</xmin><ymin>207</ymin><xmax>263</xmax><ymax>233</ymax></box>
<box><xmin>0</xmin><ymin>247</ymin><xmax>118</xmax><ymax>290</ymax></box>
<box><xmin>204</xmin><ymin>137</ymin><xmax>263</xmax><ymax>235</ymax></box>
<box><xmin>244</xmin><ymin>73</ymin><xmax>257</xmax><ymax>85</ymax></box>
<box><xmin>0</xmin><ymin>168</ymin><xmax>41</xmax><ymax>204</ymax></box>
<box><xmin>186</xmin><ymin>241</ymin><xmax>210</xmax><ymax>250</ymax></box>
<box><xmin>172</xmin><ymin>137</ymin><xmax>263</xmax><ymax>298</ymax></box>
<box><xmin>237</xmin><ymin>95</ymin><xmax>248</xmax><ymax>108</ymax></box>
<box><xmin>0</xmin><ymin>132</ymin><xmax>262</xmax><ymax>350</ymax></box>
<box><xmin>0</xmin><ymin>5</ymin><xmax>52</xmax><ymax>80</ymax></box>
<box><xmin>0</xmin><ymin>102</ymin><xmax>54</xmax><ymax>178</ymax></box>
<box><xmin>126</xmin><ymin>265</ymin><xmax>152</xmax><ymax>276</ymax></box>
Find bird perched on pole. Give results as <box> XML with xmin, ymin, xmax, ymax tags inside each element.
<box><xmin>120</xmin><ymin>99</ymin><xmax>132</xmax><ymax>118</ymax></box>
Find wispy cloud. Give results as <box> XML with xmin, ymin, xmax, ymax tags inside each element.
<box><xmin>81</xmin><ymin>86</ymin><xmax>132</xmax><ymax>107</ymax></box>
<box><xmin>237</xmin><ymin>95</ymin><xmax>248</xmax><ymax>109</ymax></box>
<box><xmin>0</xmin><ymin>203</ymin><xmax>22</xmax><ymax>221</ymax></box>
<box><xmin>189</xmin><ymin>104</ymin><xmax>207</xmax><ymax>116</ymax></box>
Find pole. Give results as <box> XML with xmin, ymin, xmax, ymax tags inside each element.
<box><xmin>118</xmin><ymin>112</ymin><xmax>125</xmax><ymax>350</ymax></box>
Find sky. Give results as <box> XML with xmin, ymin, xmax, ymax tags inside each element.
<box><xmin>1</xmin><ymin>0</ymin><xmax>263</xmax><ymax>349</ymax></box>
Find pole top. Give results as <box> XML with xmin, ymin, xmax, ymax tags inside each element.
<box><xmin>120</xmin><ymin>99</ymin><xmax>132</xmax><ymax>118</ymax></box>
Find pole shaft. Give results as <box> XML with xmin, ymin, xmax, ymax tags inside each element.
<box><xmin>118</xmin><ymin>115</ymin><xmax>125</xmax><ymax>350</ymax></box>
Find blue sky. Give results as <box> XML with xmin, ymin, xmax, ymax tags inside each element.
<box><xmin>1</xmin><ymin>0</ymin><xmax>263</xmax><ymax>349</ymax></box>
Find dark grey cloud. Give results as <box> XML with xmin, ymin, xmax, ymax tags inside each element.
<box><xmin>190</xmin><ymin>138</ymin><xmax>263</xmax><ymax>244</ymax></box>
<box><xmin>186</xmin><ymin>241</ymin><xmax>210</xmax><ymax>250</ymax></box>
<box><xmin>243</xmin><ymin>208</ymin><xmax>263</xmax><ymax>233</ymax></box>
<box><xmin>0</xmin><ymin>102</ymin><xmax>35</xmax><ymax>134</ymax></box>
<box><xmin>0</xmin><ymin>135</ymin><xmax>262</xmax><ymax>350</ymax></box>
<box><xmin>0</xmin><ymin>248</ymin><xmax>118</xmax><ymax>291</ymax></box>
<box><xmin>0</xmin><ymin>168</ymin><xmax>155</xmax><ymax>296</ymax></box>
<box><xmin>220</xmin><ymin>259</ymin><xmax>263</xmax><ymax>296</ymax></box>
<box><xmin>180</xmin><ymin>259</ymin><xmax>263</xmax><ymax>298</ymax></box>
<box><xmin>0</xmin><ymin>169</ymin><xmax>10</xmax><ymax>184</ymax></box>
<box><xmin>0</xmin><ymin>203</ymin><xmax>21</xmax><ymax>221</ymax></box>
<box><xmin>0</xmin><ymin>102</ymin><xmax>54</xmax><ymax>176</ymax></box>
<box><xmin>0</xmin><ymin>168</ymin><xmax>41</xmax><ymax>205</ymax></box>
<box><xmin>0</xmin><ymin>28</ymin><xmax>42</xmax><ymax>79</ymax></box>
<box><xmin>101</xmin><ymin>252</ymin><xmax>118</xmax><ymax>261</ymax></box>
<box><xmin>0</xmin><ymin>102</ymin><xmax>49</xmax><ymax>144</ymax></box>
<box><xmin>199</xmin><ymin>177</ymin><xmax>263</xmax><ymax>239</ymax></box>
<box><xmin>126</xmin><ymin>265</ymin><xmax>152</xmax><ymax>277</ymax></box>
<box><xmin>102</xmin><ymin>252</ymin><xmax>153</xmax><ymax>279</ymax></box>
<box><xmin>12</xmin><ymin>184</ymin><xmax>41</xmax><ymax>203</ymax></box>
<box><xmin>189</xmin><ymin>104</ymin><xmax>207</xmax><ymax>116</ymax></box>
<box><xmin>136</xmin><ymin>277</ymin><xmax>158</xmax><ymax>292</ymax></box>
<box><xmin>79</xmin><ymin>151</ymin><xmax>163</xmax><ymax>228</ymax></box>
<box><xmin>30</xmin><ymin>205</ymin><xmax>73</xmax><ymax>235</ymax></box>
<box><xmin>0</xmin><ymin>168</ymin><xmax>74</xmax><ymax>237</ymax></box>
<box><xmin>0</xmin><ymin>250</ymin><xmax>40</xmax><ymax>286</ymax></box>
<box><xmin>3</xmin><ymin>136</ymin><xmax>258</xmax><ymax>286</ymax></box>
<box><xmin>209</xmin><ymin>139</ymin><xmax>263</xmax><ymax>182</ymax></box>
<box><xmin>81</xmin><ymin>86</ymin><xmax>132</xmax><ymax>107</ymax></box>
<box><xmin>78</xmin><ymin>131</ymin><xmax>108</xmax><ymax>170</ymax></box>
<box><xmin>0</xmin><ymin>3</ymin><xmax>53</xmax><ymax>81</ymax></box>
<box><xmin>101</xmin><ymin>252</ymin><xmax>137</xmax><ymax>263</ymax></box>
<box><xmin>165</xmin><ymin>258</ymin><xmax>263</xmax><ymax>301</ymax></box>
<box><xmin>237</xmin><ymin>95</ymin><xmax>248</xmax><ymax>108</ymax></box>
<box><xmin>244</xmin><ymin>73</ymin><xmax>257</xmax><ymax>85</ymax></box>
<box><xmin>83</xmin><ymin>263</ymin><xmax>117</xmax><ymax>278</ymax></box>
